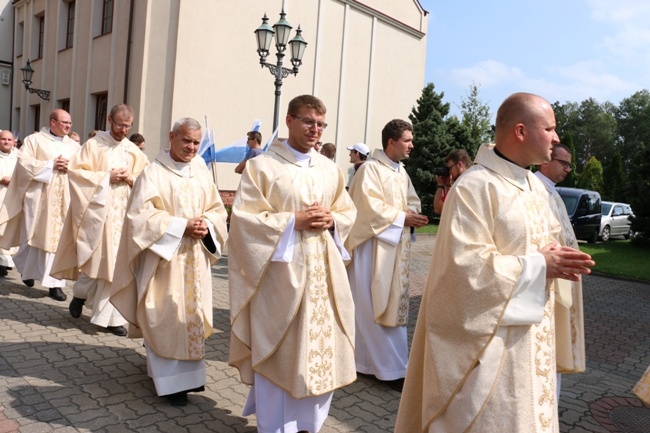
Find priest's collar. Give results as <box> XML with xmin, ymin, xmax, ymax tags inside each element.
<box><xmin>284</xmin><ymin>141</ymin><xmax>311</xmax><ymax>165</ymax></box>
<box><xmin>166</xmin><ymin>151</ymin><xmax>191</xmax><ymax>177</ymax></box>
<box><xmin>48</xmin><ymin>129</ymin><xmax>64</xmax><ymax>141</ymax></box>
<box><xmin>493</xmin><ymin>147</ymin><xmax>526</xmax><ymax>168</ymax></box>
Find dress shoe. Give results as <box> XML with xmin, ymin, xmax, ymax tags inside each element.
<box><xmin>23</xmin><ymin>279</ymin><xmax>35</xmax><ymax>287</ymax></box>
<box><xmin>48</xmin><ymin>287</ymin><xmax>67</xmax><ymax>301</ymax></box>
<box><xmin>0</xmin><ymin>266</ymin><xmax>7</xmax><ymax>277</ymax></box>
<box><xmin>106</xmin><ymin>326</ymin><xmax>128</xmax><ymax>337</ymax></box>
<box><xmin>166</xmin><ymin>391</ymin><xmax>188</xmax><ymax>407</ymax></box>
<box><xmin>69</xmin><ymin>297</ymin><xmax>85</xmax><ymax>318</ymax></box>
<box><xmin>382</xmin><ymin>378</ymin><xmax>404</xmax><ymax>392</ymax></box>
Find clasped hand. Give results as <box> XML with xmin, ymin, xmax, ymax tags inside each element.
<box><xmin>109</xmin><ymin>167</ymin><xmax>131</xmax><ymax>184</ymax></box>
<box><xmin>54</xmin><ymin>155</ymin><xmax>69</xmax><ymax>172</ymax></box>
<box><xmin>540</xmin><ymin>241</ymin><xmax>595</xmax><ymax>282</ymax></box>
<box><xmin>185</xmin><ymin>217</ymin><xmax>208</xmax><ymax>239</ymax></box>
<box><xmin>295</xmin><ymin>202</ymin><xmax>333</xmax><ymax>232</ymax></box>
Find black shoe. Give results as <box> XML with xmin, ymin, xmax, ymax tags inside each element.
<box><xmin>166</xmin><ymin>391</ymin><xmax>188</xmax><ymax>407</ymax></box>
<box><xmin>0</xmin><ymin>266</ymin><xmax>7</xmax><ymax>277</ymax></box>
<box><xmin>48</xmin><ymin>287</ymin><xmax>67</xmax><ymax>301</ymax></box>
<box><xmin>382</xmin><ymin>378</ymin><xmax>404</xmax><ymax>392</ymax></box>
<box><xmin>69</xmin><ymin>297</ymin><xmax>85</xmax><ymax>318</ymax></box>
<box><xmin>106</xmin><ymin>326</ymin><xmax>128</xmax><ymax>337</ymax></box>
<box><xmin>23</xmin><ymin>279</ymin><xmax>35</xmax><ymax>287</ymax></box>
<box><xmin>188</xmin><ymin>385</ymin><xmax>205</xmax><ymax>393</ymax></box>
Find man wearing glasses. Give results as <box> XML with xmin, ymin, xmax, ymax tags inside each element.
<box><xmin>52</xmin><ymin>104</ymin><xmax>149</xmax><ymax>337</ymax></box>
<box><xmin>0</xmin><ymin>109</ymin><xmax>79</xmax><ymax>301</ymax></box>
<box><xmin>535</xmin><ymin>143</ymin><xmax>586</xmax><ymax>397</ymax></box>
<box><xmin>228</xmin><ymin>95</ymin><xmax>357</xmax><ymax>432</ymax></box>
<box><xmin>433</xmin><ymin>149</ymin><xmax>472</xmax><ymax>215</ymax></box>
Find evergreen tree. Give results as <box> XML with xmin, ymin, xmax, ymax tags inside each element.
<box><xmin>576</xmin><ymin>156</ymin><xmax>603</xmax><ymax>192</ymax></box>
<box><xmin>628</xmin><ymin>145</ymin><xmax>650</xmax><ymax>247</ymax></box>
<box><xmin>405</xmin><ymin>83</ymin><xmax>472</xmax><ymax>219</ymax></box>
<box><xmin>602</xmin><ymin>148</ymin><xmax>623</xmax><ymax>200</ymax></box>
<box><xmin>459</xmin><ymin>82</ymin><xmax>493</xmax><ymax>154</ymax></box>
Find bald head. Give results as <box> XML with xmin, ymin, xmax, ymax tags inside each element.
<box><xmin>0</xmin><ymin>130</ymin><xmax>14</xmax><ymax>154</ymax></box>
<box><xmin>49</xmin><ymin>109</ymin><xmax>72</xmax><ymax>137</ymax></box>
<box><xmin>494</xmin><ymin>92</ymin><xmax>559</xmax><ymax>167</ymax></box>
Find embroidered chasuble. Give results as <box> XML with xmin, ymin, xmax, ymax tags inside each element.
<box><xmin>52</xmin><ymin>131</ymin><xmax>149</xmax><ymax>281</ymax></box>
<box><xmin>0</xmin><ymin>128</ymin><xmax>79</xmax><ymax>252</ymax></box>
<box><xmin>228</xmin><ymin>140</ymin><xmax>358</xmax><ymax>399</ymax></box>
<box><xmin>345</xmin><ymin>148</ymin><xmax>421</xmax><ymax>327</ymax></box>
<box><xmin>536</xmin><ymin>172</ymin><xmax>586</xmax><ymax>375</ymax></box>
<box><xmin>396</xmin><ymin>143</ymin><xmax>561</xmax><ymax>433</ymax></box>
<box><xmin>109</xmin><ymin>150</ymin><xmax>228</xmax><ymax>360</ymax></box>
<box><xmin>0</xmin><ymin>149</ymin><xmax>18</xmax><ymax>264</ymax></box>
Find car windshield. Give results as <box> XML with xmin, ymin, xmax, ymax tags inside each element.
<box><xmin>560</xmin><ymin>194</ymin><xmax>578</xmax><ymax>215</ymax></box>
<box><xmin>601</xmin><ymin>203</ymin><xmax>612</xmax><ymax>215</ymax></box>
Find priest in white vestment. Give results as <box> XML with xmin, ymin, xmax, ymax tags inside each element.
<box><xmin>345</xmin><ymin>119</ymin><xmax>428</xmax><ymax>389</ymax></box>
<box><xmin>109</xmin><ymin>118</ymin><xmax>228</xmax><ymax>407</ymax></box>
<box><xmin>0</xmin><ymin>109</ymin><xmax>79</xmax><ymax>301</ymax></box>
<box><xmin>535</xmin><ymin>143</ymin><xmax>586</xmax><ymax>396</ymax></box>
<box><xmin>0</xmin><ymin>130</ymin><xmax>18</xmax><ymax>277</ymax></box>
<box><xmin>395</xmin><ymin>93</ymin><xmax>594</xmax><ymax>433</ymax></box>
<box><xmin>228</xmin><ymin>95</ymin><xmax>357</xmax><ymax>433</ymax></box>
<box><xmin>52</xmin><ymin>104</ymin><xmax>149</xmax><ymax>336</ymax></box>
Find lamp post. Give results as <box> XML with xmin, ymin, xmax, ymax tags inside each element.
<box><xmin>20</xmin><ymin>60</ymin><xmax>50</xmax><ymax>100</ymax></box>
<box><xmin>254</xmin><ymin>10</ymin><xmax>307</xmax><ymax>132</ymax></box>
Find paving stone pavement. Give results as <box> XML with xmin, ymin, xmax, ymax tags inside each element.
<box><xmin>0</xmin><ymin>235</ymin><xmax>648</xmax><ymax>432</ymax></box>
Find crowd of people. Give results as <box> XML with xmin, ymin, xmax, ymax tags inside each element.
<box><xmin>7</xmin><ymin>91</ymin><xmax>649</xmax><ymax>433</ymax></box>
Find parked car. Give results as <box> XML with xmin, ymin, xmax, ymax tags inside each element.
<box><xmin>600</xmin><ymin>201</ymin><xmax>635</xmax><ymax>241</ymax></box>
<box><xmin>556</xmin><ymin>187</ymin><xmax>602</xmax><ymax>243</ymax></box>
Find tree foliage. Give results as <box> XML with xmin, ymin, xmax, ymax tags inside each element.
<box><xmin>576</xmin><ymin>156</ymin><xmax>603</xmax><ymax>192</ymax></box>
<box><xmin>405</xmin><ymin>83</ymin><xmax>472</xmax><ymax>219</ymax></box>
<box><xmin>459</xmin><ymin>82</ymin><xmax>493</xmax><ymax>154</ymax></box>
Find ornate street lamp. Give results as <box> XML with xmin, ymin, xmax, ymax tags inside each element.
<box><xmin>254</xmin><ymin>10</ymin><xmax>308</xmax><ymax>131</ymax></box>
<box><xmin>20</xmin><ymin>60</ymin><xmax>50</xmax><ymax>100</ymax></box>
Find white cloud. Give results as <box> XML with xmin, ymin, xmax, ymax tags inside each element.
<box><xmin>587</xmin><ymin>0</ymin><xmax>650</xmax><ymax>24</ymax></box>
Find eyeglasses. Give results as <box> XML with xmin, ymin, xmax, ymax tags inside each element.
<box><xmin>446</xmin><ymin>161</ymin><xmax>459</xmax><ymax>170</ymax></box>
<box><xmin>56</xmin><ymin>120</ymin><xmax>72</xmax><ymax>126</ymax></box>
<box><xmin>291</xmin><ymin>115</ymin><xmax>328</xmax><ymax>131</ymax></box>
<box><xmin>113</xmin><ymin>123</ymin><xmax>132</xmax><ymax>130</ymax></box>
<box><xmin>553</xmin><ymin>158</ymin><xmax>572</xmax><ymax>169</ymax></box>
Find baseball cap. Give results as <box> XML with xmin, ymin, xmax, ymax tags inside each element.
<box><xmin>347</xmin><ymin>142</ymin><xmax>370</xmax><ymax>156</ymax></box>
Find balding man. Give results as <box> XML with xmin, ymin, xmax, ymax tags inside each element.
<box><xmin>0</xmin><ymin>109</ymin><xmax>79</xmax><ymax>301</ymax></box>
<box><xmin>396</xmin><ymin>93</ymin><xmax>595</xmax><ymax>433</ymax></box>
<box><xmin>0</xmin><ymin>130</ymin><xmax>18</xmax><ymax>277</ymax></box>
<box><xmin>52</xmin><ymin>104</ymin><xmax>149</xmax><ymax>336</ymax></box>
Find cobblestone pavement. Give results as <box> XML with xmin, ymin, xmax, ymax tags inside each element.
<box><xmin>0</xmin><ymin>235</ymin><xmax>648</xmax><ymax>432</ymax></box>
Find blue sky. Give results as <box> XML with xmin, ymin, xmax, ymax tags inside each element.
<box><xmin>418</xmin><ymin>0</ymin><xmax>650</xmax><ymax>119</ymax></box>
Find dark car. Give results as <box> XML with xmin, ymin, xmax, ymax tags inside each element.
<box><xmin>556</xmin><ymin>187</ymin><xmax>602</xmax><ymax>243</ymax></box>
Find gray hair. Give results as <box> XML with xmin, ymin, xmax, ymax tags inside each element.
<box><xmin>172</xmin><ymin>117</ymin><xmax>202</xmax><ymax>134</ymax></box>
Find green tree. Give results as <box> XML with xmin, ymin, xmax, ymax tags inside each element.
<box><xmin>405</xmin><ymin>83</ymin><xmax>472</xmax><ymax>219</ymax></box>
<box><xmin>576</xmin><ymin>156</ymin><xmax>603</xmax><ymax>192</ymax></box>
<box><xmin>616</xmin><ymin>89</ymin><xmax>650</xmax><ymax>165</ymax></box>
<box><xmin>628</xmin><ymin>145</ymin><xmax>650</xmax><ymax>246</ymax></box>
<box><xmin>459</xmin><ymin>82</ymin><xmax>493</xmax><ymax>154</ymax></box>
<box><xmin>602</xmin><ymin>148</ymin><xmax>623</xmax><ymax>200</ymax></box>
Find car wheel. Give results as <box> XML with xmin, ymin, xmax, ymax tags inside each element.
<box><xmin>588</xmin><ymin>228</ymin><xmax>599</xmax><ymax>243</ymax></box>
<box><xmin>601</xmin><ymin>225</ymin><xmax>611</xmax><ymax>242</ymax></box>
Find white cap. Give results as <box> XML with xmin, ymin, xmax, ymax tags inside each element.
<box><xmin>347</xmin><ymin>142</ymin><xmax>370</xmax><ymax>156</ymax></box>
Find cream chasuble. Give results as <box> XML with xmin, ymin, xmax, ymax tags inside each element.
<box><xmin>536</xmin><ymin>171</ymin><xmax>586</xmax><ymax>375</ymax></box>
<box><xmin>109</xmin><ymin>150</ymin><xmax>228</xmax><ymax>361</ymax></box>
<box><xmin>0</xmin><ymin>149</ymin><xmax>18</xmax><ymax>266</ymax></box>
<box><xmin>52</xmin><ymin>131</ymin><xmax>149</xmax><ymax>282</ymax></box>
<box><xmin>345</xmin><ymin>148</ymin><xmax>421</xmax><ymax>327</ymax></box>
<box><xmin>228</xmin><ymin>140</ymin><xmax>357</xmax><ymax>399</ymax></box>
<box><xmin>396</xmin><ymin>144</ymin><xmax>561</xmax><ymax>433</ymax></box>
<box><xmin>0</xmin><ymin>128</ymin><xmax>79</xmax><ymax>252</ymax></box>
